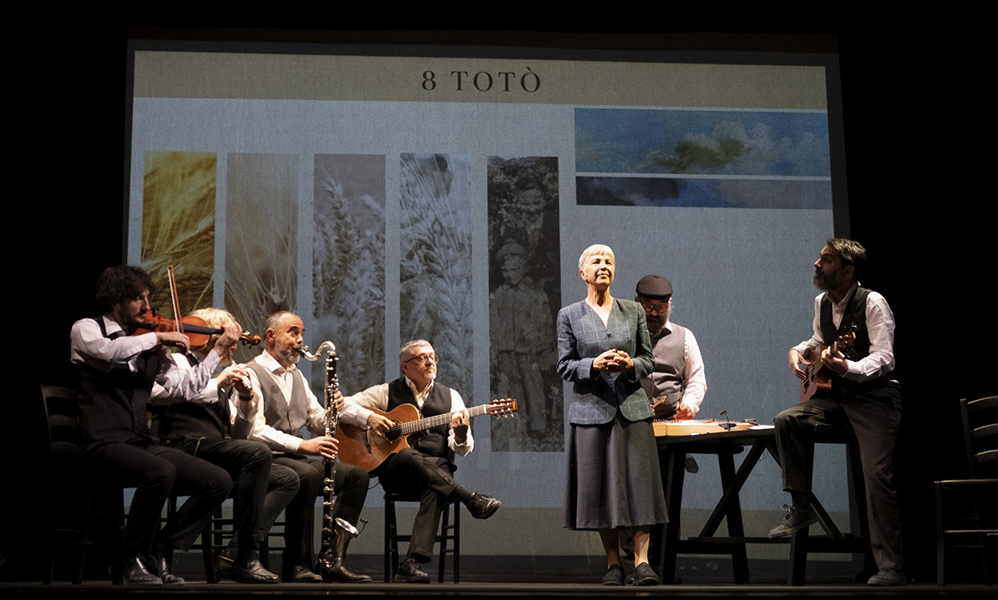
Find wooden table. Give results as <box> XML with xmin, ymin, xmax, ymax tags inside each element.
<box><xmin>654</xmin><ymin>423</ymin><xmax>873</xmax><ymax>585</ymax></box>
<box><xmin>654</xmin><ymin>425</ymin><xmax>777</xmax><ymax>584</ymax></box>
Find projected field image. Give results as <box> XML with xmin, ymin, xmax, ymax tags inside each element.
<box><xmin>141</xmin><ymin>152</ymin><xmax>217</xmax><ymax>313</ymax></box>
<box><xmin>400</xmin><ymin>153</ymin><xmax>473</xmax><ymax>398</ymax></box>
<box><xmin>225</xmin><ymin>153</ymin><xmax>299</xmax><ymax>362</ymax></box>
<box><xmin>312</xmin><ymin>154</ymin><xmax>387</xmax><ymax>392</ymax></box>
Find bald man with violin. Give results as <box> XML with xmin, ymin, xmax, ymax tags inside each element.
<box><xmin>70</xmin><ymin>265</ymin><xmax>240</xmax><ymax>585</ymax></box>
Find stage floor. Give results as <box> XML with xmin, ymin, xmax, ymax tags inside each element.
<box><xmin>4</xmin><ymin>581</ymin><xmax>994</xmax><ymax>599</ymax></box>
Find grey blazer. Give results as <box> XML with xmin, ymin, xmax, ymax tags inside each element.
<box><xmin>556</xmin><ymin>298</ymin><xmax>655</xmax><ymax>425</ymax></box>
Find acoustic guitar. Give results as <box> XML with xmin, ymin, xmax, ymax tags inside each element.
<box><xmin>337</xmin><ymin>398</ymin><xmax>518</xmax><ymax>472</ymax></box>
<box><xmin>799</xmin><ymin>331</ymin><xmax>856</xmax><ymax>403</ymax></box>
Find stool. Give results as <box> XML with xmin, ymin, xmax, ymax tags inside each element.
<box><xmin>788</xmin><ymin>422</ymin><xmax>875</xmax><ymax>585</ymax></box>
<box><xmin>384</xmin><ymin>492</ymin><xmax>460</xmax><ymax>583</ymax></box>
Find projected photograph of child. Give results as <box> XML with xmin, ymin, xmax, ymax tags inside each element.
<box><xmin>487</xmin><ymin>157</ymin><xmax>563</xmax><ymax>452</ymax></box>
<box><xmin>225</xmin><ymin>153</ymin><xmax>299</xmax><ymax>363</ymax></box>
<box><xmin>575</xmin><ymin>108</ymin><xmax>832</xmax><ymax>209</ymax></box>
<box><xmin>400</xmin><ymin>153</ymin><xmax>473</xmax><ymax>399</ymax></box>
<box><xmin>312</xmin><ymin>154</ymin><xmax>387</xmax><ymax>393</ymax></box>
<box><xmin>141</xmin><ymin>152</ymin><xmax>217</xmax><ymax>314</ymax></box>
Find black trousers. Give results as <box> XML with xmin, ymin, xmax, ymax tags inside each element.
<box><xmin>272</xmin><ymin>456</ymin><xmax>369</xmax><ymax>574</ymax></box>
<box><xmin>378</xmin><ymin>448</ymin><xmax>458</xmax><ymax>563</ymax></box>
<box><xmin>774</xmin><ymin>382</ymin><xmax>903</xmax><ymax>571</ymax></box>
<box><xmin>82</xmin><ymin>442</ymin><xmax>232</xmax><ymax>559</ymax></box>
<box><xmin>171</xmin><ymin>438</ymin><xmax>297</xmax><ymax>560</ymax></box>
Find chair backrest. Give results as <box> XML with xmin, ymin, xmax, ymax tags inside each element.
<box><xmin>40</xmin><ymin>385</ymin><xmax>85</xmax><ymax>475</ymax></box>
<box><xmin>960</xmin><ymin>395</ymin><xmax>998</xmax><ymax>478</ymax></box>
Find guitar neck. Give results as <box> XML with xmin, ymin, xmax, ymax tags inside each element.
<box><xmin>398</xmin><ymin>403</ymin><xmax>490</xmax><ymax>436</ymax></box>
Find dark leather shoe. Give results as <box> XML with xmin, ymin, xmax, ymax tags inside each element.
<box><xmin>286</xmin><ymin>565</ymin><xmax>323</xmax><ymax>583</ymax></box>
<box><xmin>214</xmin><ymin>552</ymin><xmax>234</xmax><ymax>580</ymax></box>
<box><xmin>323</xmin><ymin>562</ymin><xmax>373</xmax><ymax>583</ymax></box>
<box><xmin>632</xmin><ymin>562</ymin><xmax>660</xmax><ymax>586</ymax></box>
<box><xmin>601</xmin><ymin>564</ymin><xmax>624</xmax><ymax>586</ymax></box>
<box><xmin>466</xmin><ymin>493</ymin><xmax>502</xmax><ymax>519</ymax></box>
<box><xmin>393</xmin><ymin>558</ymin><xmax>430</xmax><ymax>583</ymax></box>
<box><xmin>232</xmin><ymin>559</ymin><xmax>279</xmax><ymax>584</ymax></box>
<box><xmin>119</xmin><ymin>556</ymin><xmax>163</xmax><ymax>586</ymax></box>
<box><xmin>155</xmin><ymin>557</ymin><xmax>184</xmax><ymax>585</ymax></box>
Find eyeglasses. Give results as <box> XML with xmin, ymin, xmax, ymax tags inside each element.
<box><xmin>639</xmin><ymin>299</ymin><xmax>671</xmax><ymax>315</ymax></box>
<box><xmin>404</xmin><ymin>353</ymin><xmax>437</xmax><ymax>365</ymax></box>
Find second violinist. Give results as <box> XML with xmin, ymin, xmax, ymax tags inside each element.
<box><xmin>151</xmin><ymin>308</ymin><xmax>298</xmax><ymax>584</ymax></box>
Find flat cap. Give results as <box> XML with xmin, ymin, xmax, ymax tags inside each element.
<box><xmin>635</xmin><ymin>274</ymin><xmax>673</xmax><ymax>299</ymax></box>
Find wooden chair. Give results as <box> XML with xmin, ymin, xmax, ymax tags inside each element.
<box><xmin>384</xmin><ymin>492</ymin><xmax>460</xmax><ymax>583</ymax></box>
<box><xmin>935</xmin><ymin>396</ymin><xmax>997</xmax><ymax>585</ymax></box>
<box><xmin>41</xmin><ymin>385</ymin><xmax>124</xmax><ymax>584</ymax></box>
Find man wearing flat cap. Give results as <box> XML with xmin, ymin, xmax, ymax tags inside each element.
<box><xmin>634</xmin><ymin>274</ymin><xmax>706</xmax><ymax>420</ymax></box>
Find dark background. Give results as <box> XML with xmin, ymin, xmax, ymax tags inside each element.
<box><xmin>4</xmin><ymin>19</ymin><xmax>991</xmax><ymax>583</ymax></box>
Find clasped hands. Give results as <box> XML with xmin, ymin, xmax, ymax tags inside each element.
<box><xmin>593</xmin><ymin>348</ymin><xmax>633</xmax><ymax>373</ymax></box>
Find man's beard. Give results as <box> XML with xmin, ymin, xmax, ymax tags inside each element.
<box><xmin>813</xmin><ymin>267</ymin><xmax>844</xmax><ymax>291</ymax></box>
<box><xmin>646</xmin><ymin>305</ymin><xmax>671</xmax><ymax>332</ymax></box>
<box><xmin>278</xmin><ymin>343</ymin><xmax>301</xmax><ymax>366</ymax></box>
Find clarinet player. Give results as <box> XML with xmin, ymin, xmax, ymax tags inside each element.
<box><xmin>240</xmin><ymin>311</ymin><xmax>371</xmax><ymax>583</ymax></box>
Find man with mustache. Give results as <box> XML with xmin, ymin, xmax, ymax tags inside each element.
<box><xmin>241</xmin><ymin>311</ymin><xmax>371</xmax><ymax>583</ymax></box>
<box><xmin>634</xmin><ymin>274</ymin><xmax>706</xmax><ymax>422</ymax></box>
<box><xmin>342</xmin><ymin>339</ymin><xmax>502</xmax><ymax>583</ymax></box>
<box><xmin>770</xmin><ymin>239</ymin><xmax>904</xmax><ymax>586</ymax></box>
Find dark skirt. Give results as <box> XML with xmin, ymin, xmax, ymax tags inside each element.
<box><xmin>564</xmin><ymin>414</ymin><xmax>668</xmax><ymax>530</ymax></box>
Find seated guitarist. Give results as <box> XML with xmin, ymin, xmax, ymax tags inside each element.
<box><xmin>342</xmin><ymin>339</ymin><xmax>502</xmax><ymax>584</ymax></box>
<box><xmin>771</xmin><ymin>239</ymin><xmax>904</xmax><ymax>587</ymax></box>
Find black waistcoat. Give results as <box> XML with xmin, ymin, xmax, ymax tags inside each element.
<box><xmin>387</xmin><ymin>378</ymin><xmax>454</xmax><ymax>465</ymax></box>
<box><xmin>819</xmin><ymin>286</ymin><xmax>889</xmax><ymax>396</ymax></box>
<box><xmin>78</xmin><ymin>318</ymin><xmax>158</xmax><ymax>446</ymax></box>
<box><xmin>160</xmin><ymin>355</ymin><xmax>231</xmax><ymax>447</ymax></box>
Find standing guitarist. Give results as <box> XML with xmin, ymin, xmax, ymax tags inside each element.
<box><xmin>770</xmin><ymin>239</ymin><xmax>904</xmax><ymax>586</ymax></box>
<box><xmin>342</xmin><ymin>339</ymin><xmax>503</xmax><ymax>584</ymax></box>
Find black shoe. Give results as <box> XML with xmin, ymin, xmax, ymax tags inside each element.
<box><xmin>119</xmin><ymin>556</ymin><xmax>163</xmax><ymax>586</ymax></box>
<box><xmin>286</xmin><ymin>565</ymin><xmax>323</xmax><ymax>583</ymax></box>
<box><xmin>394</xmin><ymin>558</ymin><xmax>430</xmax><ymax>583</ymax></box>
<box><xmin>632</xmin><ymin>562</ymin><xmax>660</xmax><ymax>586</ymax></box>
<box><xmin>601</xmin><ymin>564</ymin><xmax>624</xmax><ymax>586</ymax></box>
<box><xmin>466</xmin><ymin>493</ymin><xmax>502</xmax><ymax>519</ymax></box>
<box><xmin>867</xmin><ymin>568</ymin><xmax>905</xmax><ymax>586</ymax></box>
<box><xmin>155</xmin><ymin>557</ymin><xmax>185</xmax><ymax>586</ymax></box>
<box><xmin>323</xmin><ymin>561</ymin><xmax>373</xmax><ymax>583</ymax></box>
<box><xmin>214</xmin><ymin>552</ymin><xmax>235</xmax><ymax>580</ymax></box>
<box><xmin>768</xmin><ymin>504</ymin><xmax>818</xmax><ymax>538</ymax></box>
<box><xmin>231</xmin><ymin>559</ymin><xmax>279</xmax><ymax>584</ymax></box>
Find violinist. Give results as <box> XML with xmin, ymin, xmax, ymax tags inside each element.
<box><xmin>151</xmin><ymin>308</ymin><xmax>298</xmax><ymax>584</ymax></box>
<box><xmin>70</xmin><ymin>265</ymin><xmax>236</xmax><ymax>585</ymax></box>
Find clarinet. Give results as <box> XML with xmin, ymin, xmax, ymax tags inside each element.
<box><xmin>298</xmin><ymin>341</ymin><xmax>341</xmax><ymax>574</ymax></box>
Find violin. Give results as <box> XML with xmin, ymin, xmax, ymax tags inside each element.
<box><xmin>132</xmin><ymin>264</ymin><xmax>261</xmax><ymax>348</ymax></box>
<box><xmin>134</xmin><ymin>310</ymin><xmax>261</xmax><ymax>348</ymax></box>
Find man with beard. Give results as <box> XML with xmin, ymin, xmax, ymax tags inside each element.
<box><xmin>241</xmin><ymin>311</ymin><xmax>371</xmax><ymax>583</ymax></box>
<box><xmin>634</xmin><ymin>274</ymin><xmax>707</xmax><ymax>422</ymax></box>
<box><xmin>342</xmin><ymin>339</ymin><xmax>502</xmax><ymax>584</ymax></box>
<box><xmin>770</xmin><ymin>239</ymin><xmax>904</xmax><ymax>586</ymax></box>
<box><xmin>70</xmin><ymin>265</ymin><xmax>237</xmax><ymax>585</ymax></box>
